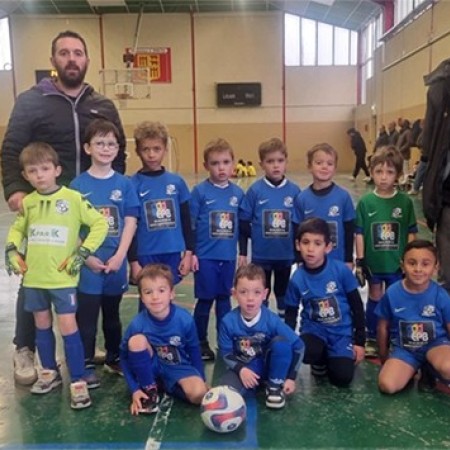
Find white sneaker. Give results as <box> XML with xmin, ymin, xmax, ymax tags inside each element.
<box><xmin>14</xmin><ymin>347</ymin><xmax>38</xmax><ymax>385</ymax></box>
<box><xmin>363</xmin><ymin>176</ymin><xmax>372</xmax><ymax>182</ymax></box>
<box><xmin>348</xmin><ymin>176</ymin><xmax>356</xmax><ymax>181</ymax></box>
<box><xmin>70</xmin><ymin>380</ymin><xmax>92</xmax><ymax>409</ymax></box>
<box><xmin>408</xmin><ymin>189</ymin><xmax>419</xmax><ymax>195</ymax></box>
<box><xmin>30</xmin><ymin>369</ymin><xmax>62</xmax><ymax>394</ymax></box>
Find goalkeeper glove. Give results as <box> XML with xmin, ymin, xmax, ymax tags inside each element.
<box><xmin>58</xmin><ymin>246</ymin><xmax>91</xmax><ymax>276</ymax></box>
<box><xmin>5</xmin><ymin>243</ymin><xmax>27</xmax><ymax>275</ymax></box>
<box><xmin>355</xmin><ymin>258</ymin><xmax>371</xmax><ymax>287</ymax></box>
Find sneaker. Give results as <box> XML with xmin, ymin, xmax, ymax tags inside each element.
<box><xmin>14</xmin><ymin>347</ymin><xmax>37</xmax><ymax>385</ymax></box>
<box><xmin>139</xmin><ymin>384</ymin><xmax>160</xmax><ymax>414</ymax></box>
<box><xmin>311</xmin><ymin>364</ymin><xmax>327</xmax><ymax>377</ymax></box>
<box><xmin>104</xmin><ymin>359</ymin><xmax>123</xmax><ymax>376</ymax></box>
<box><xmin>30</xmin><ymin>369</ymin><xmax>62</xmax><ymax>394</ymax></box>
<box><xmin>70</xmin><ymin>380</ymin><xmax>92</xmax><ymax>409</ymax></box>
<box><xmin>365</xmin><ymin>339</ymin><xmax>378</xmax><ymax>358</ymax></box>
<box><xmin>363</xmin><ymin>176</ymin><xmax>372</xmax><ymax>182</ymax></box>
<box><xmin>408</xmin><ymin>189</ymin><xmax>419</xmax><ymax>195</ymax></box>
<box><xmin>93</xmin><ymin>348</ymin><xmax>106</xmax><ymax>365</ymax></box>
<box><xmin>265</xmin><ymin>385</ymin><xmax>286</xmax><ymax>409</ymax></box>
<box><xmin>348</xmin><ymin>176</ymin><xmax>356</xmax><ymax>182</ymax></box>
<box><xmin>83</xmin><ymin>371</ymin><xmax>100</xmax><ymax>389</ymax></box>
<box><xmin>200</xmin><ymin>341</ymin><xmax>215</xmax><ymax>362</ymax></box>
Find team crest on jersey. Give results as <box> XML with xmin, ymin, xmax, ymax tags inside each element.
<box><xmin>325</xmin><ymin>281</ymin><xmax>338</xmax><ymax>294</ymax></box>
<box><xmin>328</xmin><ymin>205</ymin><xmax>340</xmax><ymax>217</ymax></box>
<box><xmin>166</xmin><ymin>184</ymin><xmax>177</xmax><ymax>195</ymax></box>
<box><xmin>55</xmin><ymin>199</ymin><xmax>69</xmax><ymax>214</ymax></box>
<box><xmin>110</xmin><ymin>190</ymin><xmax>123</xmax><ymax>201</ymax></box>
<box><xmin>169</xmin><ymin>336</ymin><xmax>181</xmax><ymax>346</ymax></box>
<box><xmin>284</xmin><ymin>196</ymin><xmax>294</xmax><ymax>207</ymax></box>
<box><xmin>421</xmin><ymin>305</ymin><xmax>436</xmax><ymax>317</ymax></box>
<box><xmin>230</xmin><ymin>196</ymin><xmax>238</xmax><ymax>207</ymax></box>
<box><xmin>392</xmin><ymin>207</ymin><xmax>403</xmax><ymax>219</ymax></box>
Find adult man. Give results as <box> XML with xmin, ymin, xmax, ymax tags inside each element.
<box><xmin>1</xmin><ymin>30</ymin><xmax>126</xmax><ymax>385</ymax></box>
<box><xmin>347</xmin><ymin>128</ymin><xmax>370</xmax><ymax>182</ymax></box>
<box><xmin>387</xmin><ymin>121</ymin><xmax>399</xmax><ymax>146</ymax></box>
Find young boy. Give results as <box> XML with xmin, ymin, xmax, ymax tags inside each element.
<box><xmin>239</xmin><ymin>138</ymin><xmax>301</xmax><ymax>318</ymax></box>
<box><xmin>218</xmin><ymin>264</ymin><xmax>303</xmax><ymax>409</ymax></box>
<box><xmin>120</xmin><ymin>264</ymin><xmax>208</xmax><ymax>415</ymax></box>
<box><xmin>295</xmin><ymin>143</ymin><xmax>355</xmax><ymax>267</ymax></box>
<box><xmin>129</xmin><ymin>122</ymin><xmax>193</xmax><ymax>292</ymax></box>
<box><xmin>376</xmin><ymin>240</ymin><xmax>450</xmax><ymax>394</ymax></box>
<box><xmin>355</xmin><ymin>146</ymin><xmax>417</xmax><ymax>356</ymax></box>
<box><xmin>5</xmin><ymin>142</ymin><xmax>108</xmax><ymax>409</ymax></box>
<box><xmin>285</xmin><ymin>218</ymin><xmax>365</xmax><ymax>387</ymax></box>
<box><xmin>70</xmin><ymin>119</ymin><xmax>139</xmax><ymax>381</ymax></box>
<box><xmin>190</xmin><ymin>138</ymin><xmax>244</xmax><ymax>361</ymax></box>
<box><xmin>246</xmin><ymin>161</ymin><xmax>257</xmax><ymax>177</ymax></box>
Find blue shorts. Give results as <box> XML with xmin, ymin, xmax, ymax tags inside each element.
<box><xmin>139</xmin><ymin>253</ymin><xmax>182</xmax><ymax>285</ymax></box>
<box><xmin>390</xmin><ymin>337</ymin><xmax>450</xmax><ymax>370</ymax></box>
<box><xmin>194</xmin><ymin>259</ymin><xmax>235</xmax><ymax>299</ymax></box>
<box><xmin>24</xmin><ymin>287</ymin><xmax>78</xmax><ymax>314</ymax></box>
<box><xmin>369</xmin><ymin>270</ymin><xmax>402</xmax><ymax>287</ymax></box>
<box><xmin>79</xmin><ymin>247</ymin><xmax>128</xmax><ymax>295</ymax></box>
<box><xmin>302</xmin><ymin>327</ymin><xmax>354</xmax><ymax>359</ymax></box>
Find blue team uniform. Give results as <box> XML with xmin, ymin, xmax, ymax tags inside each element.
<box><xmin>294</xmin><ymin>183</ymin><xmax>355</xmax><ymax>262</ymax></box>
<box><xmin>120</xmin><ymin>304</ymin><xmax>205</xmax><ymax>394</ymax></box>
<box><xmin>285</xmin><ymin>257</ymin><xmax>359</xmax><ymax>358</ymax></box>
<box><xmin>130</xmin><ymin>169</ymin><xmax>191</xmax><ymax>284</ymax></box>
<box><xmin>219</xmin><ymin>307</ymin><xmax>303</xmax><ymax>394</ymax></box>
<box><xmin>375</xmin><ymin>280</ymin><xmax>450</xmax><ymax>369</ymax></box>
<box><xmin>70</xmin><ymin>171</ymin><xmax>140</xmax><ymax>295</ymax></box>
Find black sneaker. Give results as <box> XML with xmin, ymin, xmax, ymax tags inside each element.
<box><xmin>139</xmin><ymin>384</ymin><xmax>160</xmax><ymax>414</ymax></box>
<box><xmin>104</xmin><ymin>359</ymin><xmax>123</xmax><ymax>376</ymax></box>
<box><xmin>200</xmin><ymin>341</ymin><xmax>215</xmax><ymax>362</ymax></box>
<box><xmin>311</xmin><ymin>364</ymin><xmax>327</xmax><ymax>377</ymax></box>
<box><xmin>265</xmin><ymin>385</ymin><xmax>286</xmax><ymax>409</ymax></box>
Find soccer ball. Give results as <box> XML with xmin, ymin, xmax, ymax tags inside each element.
<box><xmin>200</xmin><ymin>385</ymin><xmax>246</xmax><ymax>433</ymax></box>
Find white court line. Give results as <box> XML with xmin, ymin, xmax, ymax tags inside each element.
<box><xmin>145</xmin><ymin>394</ymin><xmax>174</xmax><ymax>450</ymax></box>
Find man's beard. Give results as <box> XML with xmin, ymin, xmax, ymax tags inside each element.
<box><xmin>55</xmin><ymin>62</ymin><xmax>88</xmax><ymax>89</ymax></box>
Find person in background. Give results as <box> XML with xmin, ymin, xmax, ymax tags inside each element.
<box><xmin>387</xmin><ymin>121</ymin><xmax>400</xmax><ymax>146</ymax></box>
<box><xmin>246</xmin><ymin>161</ymin><xmax>257</xmax><ymax>176</ymax></box>
<box><xmin>0</xmin><ymin>29</ymin><xmax>126</xmax><ymax>386</ymax></box>
<box><xmin>397</xmin><ymin>119</ymin><xmax>412</xmax><ymax>184</ymax></box>
<box><xmin>347</xmin><ymin>128</ymin><xmax>371</xmax><ymax>182</ymax></box>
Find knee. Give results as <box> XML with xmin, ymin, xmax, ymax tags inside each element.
<box><xmin>184</xmin><ymin>381</ymin><xmax>208</xmax><ymax>405</ymax></box>
<box><xmin>128</xmin><ymin>334</ymin><xmax>148</xmax><ymax>352</ymax></box>
<box><xmin>434</xmin><ymin>360</ymin><xmax>450</xmax><ymax>380</ymax></box>
<box><xmin>378</xmin><ymin>377</ymin><xmax>401</xmax><ymax>395</ymax></box>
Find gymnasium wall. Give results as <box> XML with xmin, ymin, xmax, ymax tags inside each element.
<box><xmin>0</xmin><ymin>11</ymin><xmax>356</xmax><ymax>176</ymax></box>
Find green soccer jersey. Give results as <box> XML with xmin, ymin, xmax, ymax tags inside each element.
<box><xmin>7</xmin><ymin>186</ymin><xmax>108</xmax><ymax>289</ymax></box>
<box><xmin>355</xmin><ymin>190</ymin><xmax>417</xmax><ymax>274</ymax></box>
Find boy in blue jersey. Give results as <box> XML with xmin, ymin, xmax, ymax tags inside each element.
<box><xmin>295</xmin><ymin>143</ymin><xmax>355</xmax><ymax>268</ymax></box>
<box><xmin>239</xmin><ymin>138</ymin><xmax>301</xmax><ymax>318</ymax></box>
<box><xmin>191</xmin><ymin>138</ymin><xmax>244</xmax><ymax>361</ymax></box>
<box><xmin>355</xmin><ymin>146</ymin><xmax>417</xmax><ymax>356</ymax></box>
<box><xmin>285</xmin><ymin>218</ymin><xmax>365</xmax><ymax>387</ymax></box>
<box><xmin>120</xmin><ymin>264</ymin><xmax>208</xmax><ymax>415</ymax></box>
<box><xmin>70</xmin><ymin>119</ymin><xmax>140</xmax><ymax>382</ymax></box>
<box><xmin>5</xmin><ymin>142</ymin><xmax>108</xmax><ymax>409</ymax></box>
<box><xmin>376</xmin><ymin>240</ymin><xmax>450</xmax><ymax>394</ymax></box>
<box><xmin>218</xmin><ymin>264</ymin><xmax>303</xmax><ymax>409</ymax></box>
<box><xmin>129</xmin><ymin>122</ymin><xmax>193</xmax><ymax>294</ymax></box>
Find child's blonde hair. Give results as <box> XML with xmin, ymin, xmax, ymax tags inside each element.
<box><xmin>203</xmin><ymin>138</ymin><xmax>234</xmax><ymax>163</ymax></box>
<box><xmin>233</xmin><ymin>263</ymin><xmax>266</xmax><ymax>288</ymax></box>
<box><xmin>134</xmin><ymin>121</ymin><xmax>169</xmax><ymax>150</ymax></box>
<box><xmin>258</xmin><ymin>138</ymin><xmax>287</xmax><ymax>162</ymax></box>
<box><xmin>307</xmin><ymin>143</ymin><xmax>338</xmax><ymax>166</ymax></box>
<box><xmin>370</xmin><ymin>145</ymin><xmax>403</xmax><ymax>175</ymax></box>
<box><xmin>19</xmin><ymin>142</ymin><xmax>59</xmax><ymax>169</ymax></box>
<box><xmin>137</xmin><ymin>263</ymin><xmax>174</xmax><ymax>294</ymax></box>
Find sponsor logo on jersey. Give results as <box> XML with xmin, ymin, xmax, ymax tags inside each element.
<box><xmin>258</xmin><ymin>199</ymin><xmax>269</xmax><ymax>205</ymax></box>
<box><xmin>368</xmin><ymin>211</ymin><xmax>377</xmax><ymax>217</ymax></box>
<box><xmin>205</xmin><ymin>199</ymin><xmax>216</xmax><ymax>205</ymax></box>
<box><xmin>139</xmin><ymin>190</ymin><xmax>150</xmax><ymax>197</ymax></box>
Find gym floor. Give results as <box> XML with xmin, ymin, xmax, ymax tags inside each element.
<box><xmin>1</xmin><ymin>173</ymin><xmax>448</xmax><ymax>450</ymax></box>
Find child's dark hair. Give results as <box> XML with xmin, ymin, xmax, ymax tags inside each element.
<box><xmin>234</xmin><ymin>263</ymin><xmax>266</xmax><ymax>288</ymax></box>
<box><xmin>258</xmin><ymin>137</ymin><xmax>287</xmax><ymax>161</ymax></box>
<box><xmin>136</xmin><ymin>263</ymin><xmax>174</xmax><ymax>293</ymax></box>
<box><xmin>203</xmin><ymin>138</ymin><xmax>234</xmax><ymax>163</ymax></box>
<box><xmin>296</xmin><ymin>217</ymin><xmax>331</xmax><ymax>245</ymax></box>
<box><xmin>402</xmin><ymin>239</ymin><xmax>438</xmax><ymax>261</ymax></box>
<box><xmin>307</xmin><ymin>143</ymin><xmax>338</xmax><ymax>166</ymax></box>
<box><xmin>84</xmin><ymin>119</ymin><xmax>120</xmax><ymax>145</ymax></box>
<box><xmin>370</xmin><ymin>145</ymin><xmax>403</xmax><ymax>175</ymax></box>
<box><xmin>134</xmin><ymin>121</ymin><xmax>169</xmax><ymax>149</ymax></box>
<box><xmin>19</xmin><ymin>142</ymin><xmax>59</xmax><ymax>168</ymax></box>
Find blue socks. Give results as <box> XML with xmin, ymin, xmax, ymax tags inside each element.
<box><xmin>36</xmin><ymin>327</ymin><xmax>57</xmax><ymax>370</ymax></box>
<box><xmin>129</xmin><ymin>349</ymin><xmax>155</xmax><ymax>387</ymax></box>
<box><xmin>366</xmin><ymin>298</ymin><xmax>378</xmax><ymax>339</ymax></box>
<box><xmin>63</xmin><ymin>331</ymin><xmax>85</xmax><ymax>381</ymax></box>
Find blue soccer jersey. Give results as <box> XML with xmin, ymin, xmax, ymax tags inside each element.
<box><xmin>190</xmin><ymin>180</ymin><xmax>244</xmax><ymax>261</ymax></box>
<box><xmin>130</xmin><ymin>170</ymin><xmax>191</xmax><ymax>256</ymax></box>
<box><xmin>285</xmin><ymin>258</ymin><xmax>359</xmax><ymax>338</ymax></box>
<box><xmin>120</xmin><ymin>304</ymin><xmax>205</xmax><ymax>393</ymax></box>
<box><xmin>70</xmin><ymin>171</ymin><xmax>140</xmax><ymax>250</ymax></box>
<box><xmin>295</xmin><ymin>183</ymin><xmax>355</xmax><ymax>262</ymax></box>
<box><xmin>375</xmin><ymin>280</ymin><xmax>450</xmax><ymax>350</ymax></box>
<box><xmin>219</xmin><ymin>306</ymin><xmax>303</xmax><ymax>372</ymax></box>
<box><xmin>239</xmin><ymin>178</ymin><xmax>301</xmax><ymax>261</ymax></box>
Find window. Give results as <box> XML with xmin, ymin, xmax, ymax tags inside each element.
<box><xmin>395</xmin><ymin>0</ymin><xmax>429</xmax><ymax>25</ymax></box>
<box><xmin>0</xmin><ymin>17</ymin><xmax>11</xmax><ymax>70</ymax></box>
<box><xmin>285</xmin><ymin>13</ymin><xmax>358</xmax><ymax>67</ymax></box>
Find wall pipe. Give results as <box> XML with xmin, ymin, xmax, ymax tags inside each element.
<box><xmin>99</xmin><ymin>15</ymin><xmax>105</xmax><ymax>69</ymax></box>
<box><xmin>281</xmin><ymin>13</ymin><xmax>286</xmax><ymax>143</ymax></box>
